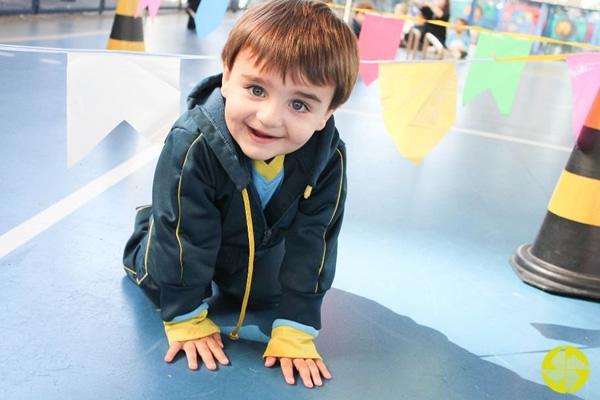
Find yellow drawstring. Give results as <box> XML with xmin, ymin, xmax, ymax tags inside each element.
<box><xmin>228</xmin><ymin>188</ymin><xmax>255</xmax><ymax>340</ymax></box>
<box><xmin>303</xmin><ymin>185</ymin><xmax>313</xmax><ymax>199</ymax></box>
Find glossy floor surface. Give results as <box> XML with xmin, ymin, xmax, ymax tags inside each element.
<box><xmin>0</xmin><ymin>10</ymin><xmax>598</xmax><ymax>400</ymax></box>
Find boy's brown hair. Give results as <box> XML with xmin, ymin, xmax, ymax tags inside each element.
<box><xmin>221</xmin><ymin>0</ymin><xmax>359</xmax><ymax>110</ymax></box>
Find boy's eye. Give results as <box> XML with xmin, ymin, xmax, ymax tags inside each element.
<box><xmin>291</xmin><ymin>100</ymin><xmax>307</xmax><ymax>112</ymax></box>
<box><xmin>250</xmin><ymin>86</ymin><xmax>265</xmax><ymax>97</ymax></box>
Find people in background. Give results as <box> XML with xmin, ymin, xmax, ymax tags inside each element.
<box><xmin>351</xmin><ymin>1</ymin><xmax>375</xmax><ymax>38</ymax></box>
<box><xmin>405</xmin><ymin>0</ymin><xmax>450</xmax><ymax>60</ymax></box>
<box><xmin>421</xmin><ymin>16</ymin><xmax>469</xmax><ymax>60</ymax></box>
<box><xmin>445</xmin><ymin>18</ymin><xmax>470</xmax><ymax>59</ymax></box>
<box><xmin>405</xmin><ymin>3</ymin><xmax>433</xmax><ymax>59</ymax></box>
<box><xmin>394</xmin><ymin>3</ymin><xmax>414</xmax><ymax>48</ymax></box>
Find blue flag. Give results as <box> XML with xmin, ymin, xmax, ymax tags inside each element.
<box><xmin>194</xmin><ymin>0</ymin><xmax>229</xmax><ymax>40</ymax></box>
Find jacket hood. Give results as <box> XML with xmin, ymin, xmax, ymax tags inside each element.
<box><xmin>186</xmin><ymin>73</ymin><xmax>342</xmax><ymax>190</ymax></box>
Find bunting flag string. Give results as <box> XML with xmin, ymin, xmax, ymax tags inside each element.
<box><xmin>0</xmin><ymin>43</ymin><xmax>220</xmax><ymax>60</ymax></box>
<box><xmin>328</xmin><ymin>3</ymin><xmax>600</xmax><ymax>52</ymax></box>
<box><xmin>2</xmin><ymin>0</ymin><xmax>600</xmax><ymax>165</ymax></box>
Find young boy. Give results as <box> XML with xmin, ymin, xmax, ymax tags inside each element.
<box><xmin>122</xmin><ymin>0</ymin><xmax>359</xmax><ymax>389</ymax></box>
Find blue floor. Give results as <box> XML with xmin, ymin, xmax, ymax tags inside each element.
<box><xmin>0</xmin><ymin>10</ymin><xmax>598</xmax><ymax>400</ymax></box>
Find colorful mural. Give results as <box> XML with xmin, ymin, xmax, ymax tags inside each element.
<box><xmin>451</xmin><ymin>0</ymin><xmax>501</xmax><ymax>29</ymax></box>
<box><xmin>500</xmin><ymin>4</ymin><xmax>541</xmax><ymax>34</ymax></box>
<box><xmin>544</xmin><ymin>12</ymin><xmax>589</xmax><ymax>42</ymax></box>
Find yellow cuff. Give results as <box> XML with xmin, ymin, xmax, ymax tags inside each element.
<box><xmin>262</xmin><ymin>326</ymin><xmax>322</xmax><ymax>360</ymax></box>
<box><xmin>163</xmin><ymin>310</ymin><xmax>220</xmax><ymax>344</ymax></box>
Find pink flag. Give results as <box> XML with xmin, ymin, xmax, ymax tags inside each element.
<box><xmin>135</xmin><ymin>0</ymin><xmax>161</xmax><ymax>21</ymax></box>
<box><xmin>358</xmin><ymin>14</ymin><xmax>404</xmax><ymax>86</ymax></box>
<box><xmin>566</xmin><ymin>53</ymin><xmax>600</xmax><ymax>141</ymax></box>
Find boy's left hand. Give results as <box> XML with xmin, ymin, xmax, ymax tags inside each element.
<box><xmin>264</xmin><ymin>356</ymin><xmax>332</xmax><ymax>388</ymax></box>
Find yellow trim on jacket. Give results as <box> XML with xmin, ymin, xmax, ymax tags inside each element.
<box><xmin>175</xmin><ymin>134</ymin><xmax>204</xmax><ymax>282</ymax></box>
<box><xmin>315</xmin><ymin>148</ymin><xmax>344</xmax><ymax>292</ymax></box>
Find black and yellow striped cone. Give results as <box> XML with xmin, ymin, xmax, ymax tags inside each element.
<box><xmin>107</xmin><ymin>0</ymin><xmax>145</xmax><ymax>51</ymax></box>
<box><xmin>510</xmin><ymin>89</ymin><xmax>600</xmax><ymax>300</ymax></box>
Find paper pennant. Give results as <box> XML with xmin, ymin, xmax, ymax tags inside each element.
<box><xmin>379</xmin><ymin>62</ymin><xmax>457</xmax><ymax>164</ymax></box>
<box><xmin>194</xmin><ymin>0</ymin><xmax>229</xmax><ymax>40</ymax></box>
<box><xmin>566</xmin><ymin>53</ymin><xmax>600</xmax><ymax>141</ymax></box>
<box><xmin>358</xmin><ymin>13</ymin><xmax>404</xmax><ymax>86</ymax></box>
<box><xmin>67</xmin><ymin>53</ymin><xmax>180</xmax><ymax>167</ymax></box>
<box><xmin>135</xmin><ymin>0</ymin><xmax>161</xmax><ymax>21</ymax></box>
<box><xmin>462</xmin><ymin>32</ymin><xmax>533</xmax><ymax>116</ymax></box>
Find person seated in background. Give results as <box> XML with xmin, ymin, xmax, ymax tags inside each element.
<box><xmin>394</xmin><ymin>3</ymin><xmax>414</xmax><ymax>48</ymax></box>
<box><xmin>405</xmin><ymin>4</ymin><xmax>433</xmax><ymax>59</ymax></box>
<box><xmin>422</xmin><ymin>17</ymin><xmax>469</xmax><ymax>60</ymax></box>
<box><xmin>351</xmin><ymin>1</ymin><xmax>375</xmax><ymax>38</ymax></box>
<box><xmin>445</xmin><ymin>18</ymin><xmax>470</xmax><ymax>59</ymax></box>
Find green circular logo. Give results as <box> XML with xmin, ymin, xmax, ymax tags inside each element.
<box><xmin>542</xmin><ymin>346</ymin><xmax>589</xmax><ymax>393</ymax></box>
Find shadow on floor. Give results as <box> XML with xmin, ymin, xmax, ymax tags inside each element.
<box><xmin>532</xmin><ymin>322</ymin><xmax>600</xmax><ymax>348</ymax></box>
<box><xmin>120</xmin><ymin>280</ymin><xmax>580</xmax><ymax>400</ymax></box>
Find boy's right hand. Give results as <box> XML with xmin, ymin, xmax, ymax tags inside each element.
<box><xmin>164</xmin><ymin>332</ymin><xmax>229</xmax><ymax>370</ymax></box>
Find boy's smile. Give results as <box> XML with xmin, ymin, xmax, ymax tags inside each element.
<box><xmin>220</xmin><ymin>49</ymin><xmax>336</xmax><ymax>161</ymax></box>
<box><xmin>248</xmin><ymin>126</ymin><xmax>280</xmax><ymax>144</ymax></box>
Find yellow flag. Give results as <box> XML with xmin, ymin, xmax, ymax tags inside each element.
<box><xmin>379</xmin><ymin>63</ymin><xmax>457</xmax><ymax>164</ymax></box>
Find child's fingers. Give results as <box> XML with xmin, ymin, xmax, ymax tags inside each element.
<box><xmin>194</xmin><ymin>340</ymin><xmax>216</xmax><ymax>370</ymax></box>
<box><xmin>279</xmin><ymin>358</ymin><xmax>296</xmax><ymax>385</ymax></box>
<box><xmin>212</xmin><ymin>333</ymin><xmax>224</xmax><ymax>348</ymax></box>
<box><xmin>164</xmin><ymin>342</ymin><xmax>182</xmax><ymax>363</ymax></box>
<box><xmin>264</xmin><ymin>356</ymin><xmax>277</xmax><ymax>368</ymax></box>
<box><xmin>305</xmin><ymin>359</ymin><xmax>323</xmax><ymax>386</ymax></box>
<box><xmin>316</xmin><ymin>359</ymin><xmax>332</xmax><ymax>379</ymax></box>
<box><xmin>183</xmin><ymin>341</ymin><xmax>199</xmax><ymax>370</ymax></box>
<box><xmin>206</xmin><ymin>337</ymin><xmax>229</xmax><ymax>365</ymax></box>
<box><xmin>293</xmin><ymin>359</ymin><xmax>314</xmax><ymax>388</ymax></box>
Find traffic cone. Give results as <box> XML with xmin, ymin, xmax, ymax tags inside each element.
<box><xmin>510</xmin><ymin>89</ymin><xmax>600</xmax><ymax>300</ymax></box>
<box><xmin>107</xmin><ymin>0</ymin><xmax>145</xmax><ymax>51</ymax></box>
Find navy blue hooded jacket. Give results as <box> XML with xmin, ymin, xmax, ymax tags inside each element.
<box><xmin>124</xmin><ymin>74</ymin><xmax>347</xmax><ymax>332</ymax></box>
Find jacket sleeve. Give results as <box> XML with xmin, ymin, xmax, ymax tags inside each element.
<box><xmin>148</xmin><ymin>126</ymin><xmax>222</xmax><ymax>323</ymax></box>
<box><xmin>276</xmin><ymin>144</ymin><xmax>347</xmax><ymax>331</ymax></box>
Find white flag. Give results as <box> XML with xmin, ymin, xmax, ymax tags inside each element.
<box><xmin>67</xmin><ymin>52</ymin><xmax>180</xmax><ymax>167</ymax></box>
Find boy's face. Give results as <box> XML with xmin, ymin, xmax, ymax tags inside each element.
<box><xmin>221</xmin><ymin>49</ymin><xmax>336</xmax><ymax>161</ymax></box>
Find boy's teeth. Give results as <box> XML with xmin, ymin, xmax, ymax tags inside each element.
<box><xmin>253</xmin><ymin>129</ymin><xmax>270</xmax><ymax>138</ymax></box>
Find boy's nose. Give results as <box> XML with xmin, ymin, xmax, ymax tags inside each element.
<box><xmin>257</xmin><ymin>101</ymin><xmax>283</xmax><ymax>129</ymax></box>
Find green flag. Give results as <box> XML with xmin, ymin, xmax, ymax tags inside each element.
<box><xmin>463</xmin><ymin>32</ymin><xmax>533</xmax><ymax>116</ymax></box>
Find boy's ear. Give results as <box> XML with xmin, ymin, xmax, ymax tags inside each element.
<box><xmin>318</xmin><ymin>108</ymin><xmax>336</xmax><ymax>131</ymax></box>
<box><xmin>221</xmin><ymin>62</ymin><xmax>230</xmax><ymax>98</ymax></box>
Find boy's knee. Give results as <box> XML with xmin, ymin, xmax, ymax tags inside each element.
<box><xmin>123</xmin><ymin>205</ymin><xmax>153</xmax><ymax>281</ymax></box>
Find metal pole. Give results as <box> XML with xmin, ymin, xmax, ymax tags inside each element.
<box><xmin>343</xmin><ymin>0</ymin><xmax>352</xmax><ymax>23</ymax></box>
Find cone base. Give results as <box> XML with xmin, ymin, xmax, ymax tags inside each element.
<box><xmin>510</xmin><ymin>244</ymin><xmax>600</xmax><ymax>301</ymax></box>
<box><xmin>107</xmin><ymin>38</ymin><xmax>145</xmax><ymax>52</ymax></box>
